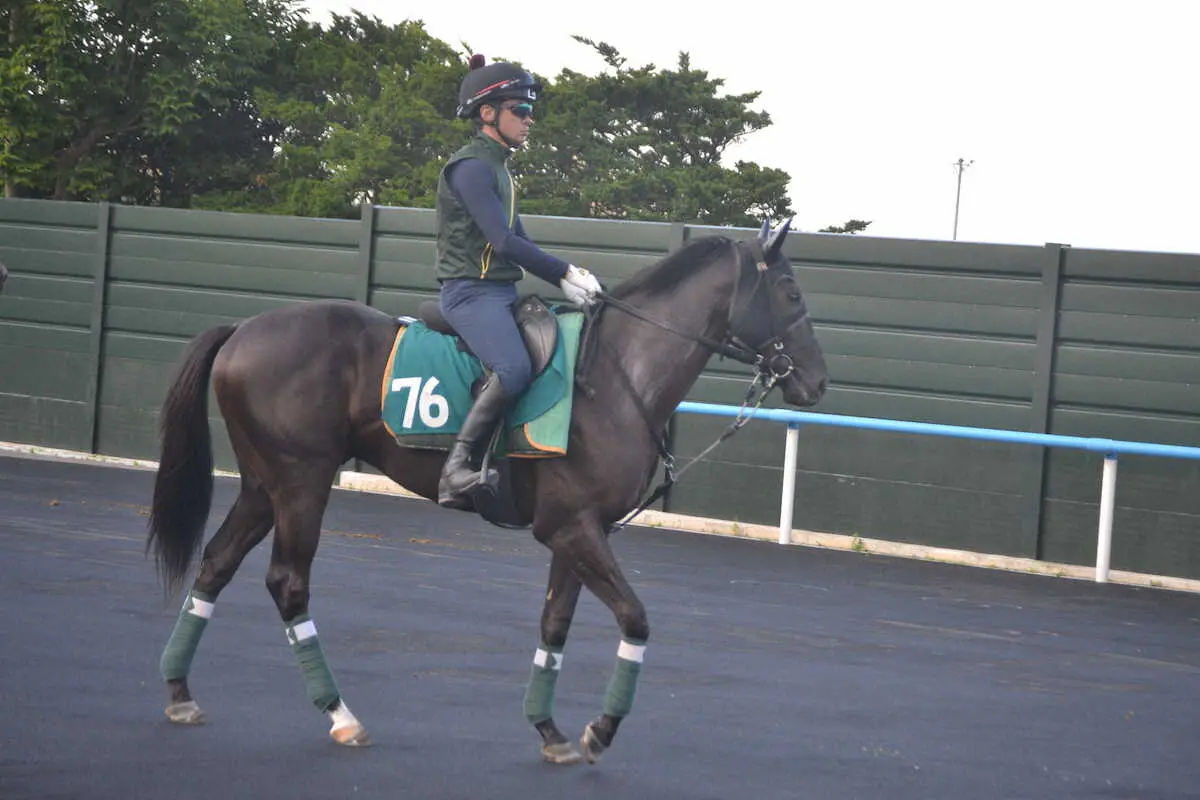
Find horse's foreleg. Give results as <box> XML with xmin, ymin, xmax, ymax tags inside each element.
<box><xmin>160</xmin><ymin>484</ymin><xmax>274</xmax><ymax>724</ymax></box>
<box><xmin>526</xmin><ymin>551</ymin><xmax>584</xmax><ymax>765</ymax></box>
<box><xmin>266</xmin><ymin>485</ymin><xmax>369</xmax><ymax>747</ymax></box>
<box><xmin>554</xmin><ymin>518</ymin><xmax>650</xmax><ymax>765</ymax></box>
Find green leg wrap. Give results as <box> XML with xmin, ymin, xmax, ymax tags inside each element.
<box><xmin>160</xmin><ymin>590</ymin><xmax>216</xmax><ymax>681</ymax></box>
<box><xmin>523</xmin><ymin>645</ymin><xmax>564</xmax><ymax>724</ymax></box>
<box><xmin>286</xmin><ymin>615</ymin><xmax>341</xmax><ymax>712</ymax></box>
<box><xmin>603</xmin><ymin>639</ymin><xmax>646</xmax><ymax>718</ymax></box>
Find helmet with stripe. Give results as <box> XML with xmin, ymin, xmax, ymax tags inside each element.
<box><xmin>456</xmin><ymin>55</ymin><xmax>541</xmax><ymax>119</ymax></box>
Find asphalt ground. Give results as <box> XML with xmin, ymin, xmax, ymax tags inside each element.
<box><xmin>1</xmin><ymin>454</ymin><xmax>1198</xmax><ymax>800</ymax></box>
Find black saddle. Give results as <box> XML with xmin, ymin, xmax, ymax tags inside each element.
<box><xmin>418</xmin><ymin>294</ymin><xmax>559</xmax><ymax>381</ymax></box>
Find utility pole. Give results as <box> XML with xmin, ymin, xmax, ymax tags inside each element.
<box><xmin>952</xmin><ymin>157</ymin><xmax>974</xmax><ymax>240</ymax></box>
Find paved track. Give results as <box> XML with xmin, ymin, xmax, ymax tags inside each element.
<box><xmin>2</xmin><ymin>454</ymin><xmax>1198</xmax><ymax>799</ymax></box>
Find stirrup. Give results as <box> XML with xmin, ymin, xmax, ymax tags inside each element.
<box><xmin>438</xmin><ymin>465</ymin><xmax>481</xmax><ymax>509</ymax></box>
<box><xmin>437</xmin><ymin>430</ymin><xmax>502</xmax><ymax>510</ymax></box>
<box><xmin>438</xmin><ymin>466</ymin><xmax>499</xmax><ymax>510</ymax></box>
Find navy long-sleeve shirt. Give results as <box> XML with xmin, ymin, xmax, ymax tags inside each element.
<box><xmin>446</xmin><ymin>158</ymin><xmax>571</xmax><ymax>285</ymax></box>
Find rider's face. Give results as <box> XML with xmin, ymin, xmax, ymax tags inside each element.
<box><xmin>483</xmin><ymin>101</ymin><xmax>534</xmax><ymax>146</ymax></box>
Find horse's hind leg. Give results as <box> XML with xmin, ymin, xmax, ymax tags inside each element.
<box><xmin>265</xmin><ymin>478</ymin><xmax>369</xmax><ymax>747</ymax></box>
<box><xmin>161</xmin><ymin>481</ymin><xmax>274</xmax><ymax>724</ymax></box>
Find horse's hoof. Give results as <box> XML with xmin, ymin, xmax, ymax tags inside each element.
<box><xmin>541</xmin><ymin>741</ymin><xmax>583</xmax><ymax>765</ymax></box>
<box><xmin>580</xmin><ymin>722</ymin><xmax>607</xmax><ymax>765</ymax></box>
<box><xmin>164</xmin><ymin>701</ymin><xmax>206</xmax><ymax>725</ymax></box>
<box><xmin>330</xmin><ymin>723</ymin><xmax>371</xmax><ymax>747</ymax></box>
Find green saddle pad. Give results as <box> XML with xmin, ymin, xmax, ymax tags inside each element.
<box><xmin>381</xmin><ymin>310</ymin><xmax>583</xmax><ymax>457</ymax></box>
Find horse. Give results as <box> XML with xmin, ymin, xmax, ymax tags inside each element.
<box><xmin>0</xmin><ymin>260</ymin><xmax>7</xmax><ymax>293</ymax></box>
<box><xmin>146</xmin><ymin>218</ymin><xmax>828</xmax><ymax>765</ymax></box>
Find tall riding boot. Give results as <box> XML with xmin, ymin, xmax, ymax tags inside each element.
<box><xmin>438</xmin><ymin>375</ymin><xmax>510</xmax><ymax>510</ymax></box>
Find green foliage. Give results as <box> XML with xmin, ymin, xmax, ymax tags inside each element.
<box><xmin>819</xmin><ymin>219</ymin><xmax>873</xmax><ymax>235</ymax></box>
<box><xmin>195</xmin><ymin>12</ymin><xmax>464</xmax><ymax>217</ymax></box>
<box><xmin>1</xmin><ymin>0</ymin><xmax>298</xmax><ymax>201</ymax></box>
<box><xmin>3</xmin><ymin>8</ymin><xmax>843</xmax><ymax>227</ymax></box>
<box><xmin>516</xmin><ymin>38</ymin><xmax>793</xmax><ymax>226</ymax></box>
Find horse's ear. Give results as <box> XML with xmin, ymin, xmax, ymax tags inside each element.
<box><xmin>765</xmin><ymin>216</ymin><xmax>794</xmax><ymax>259</ymax></box>
<box><xmin>758</xmin><ymin>218</ymin><xmax>771</xmax><ymax>242</ymax></box>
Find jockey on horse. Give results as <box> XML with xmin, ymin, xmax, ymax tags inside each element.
<box><xmin>434</xmin><ymin>54</ymin><xmax>603</xmax><ymax>510</ymax></box>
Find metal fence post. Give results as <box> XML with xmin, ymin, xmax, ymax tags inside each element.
<box><xmin>84</xmin><ymin>202</ymin><xmax>112</xmax><ymax>454</ymax></box>
<box><xmin>1095</xmin><ymin>454</ymin><xmax>1119</xmax><ymax>582</ymax></box>
<box><xmin>1023</xmin><ymin>243</ymin><xmax>1067</xmax><ymax>558</ymax></box>
<box><xmin>349</xmin><ymin>204</ymin><xmax>377</xmax><ymax>476</ymax></box>
<box><xmin>778</xmin><ymin>424</ymin><xmax>801</xmax><ymax>545</ymax></box>
<box><xmin>356</xmin><ymin>203</ymin><xmax>376</xmax><ymax>306</ymax></box>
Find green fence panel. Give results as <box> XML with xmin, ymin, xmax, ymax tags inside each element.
<box><xmin>2</xmin><ymin>199</ymin><xmax>1198</xmax><ymax>579</ymax></box>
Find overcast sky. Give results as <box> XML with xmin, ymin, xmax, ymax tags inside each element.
<box><xmin>302</xmin><ymin>0</ymin><xmax>1199</xmax><ymax>255</ymax></box>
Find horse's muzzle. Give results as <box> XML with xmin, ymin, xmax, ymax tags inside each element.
<box><xmin>781</xmin><ymin>373</ymin><xmax>828</xmax><ymax>408</ymax></box>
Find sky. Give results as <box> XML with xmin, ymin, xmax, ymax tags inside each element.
<box><xmin>301</xmin><ymin>0</ymin><xmax>1200</xmax><ymax>255</ymax></box>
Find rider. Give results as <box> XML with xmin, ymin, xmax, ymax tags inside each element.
<box><xmin>434</xmin><ymin>54</ymin><xmax>603</xmax><ymax>510</ymax></box>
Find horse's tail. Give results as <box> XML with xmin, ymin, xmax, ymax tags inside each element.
<box><xmin>147</xmin><ymin>323</ymin><xmax>238</xmax><ymax>594</ymax></box>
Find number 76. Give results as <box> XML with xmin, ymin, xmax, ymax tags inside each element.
<box><xmin>390</xmin><ymin>377</ymin><xmax>451</xmax><ymax>429</ymax></box>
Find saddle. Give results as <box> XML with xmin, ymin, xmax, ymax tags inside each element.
<box><xmin>417</xmin><ymin>295</ymin><xmax>559</xmax><ymax>384</ymax></box>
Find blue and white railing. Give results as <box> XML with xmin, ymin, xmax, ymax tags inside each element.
<box><xmin>677</xmin><ymin>402</ymin><xmax>1200</xmax><ymax>583</ymax></box>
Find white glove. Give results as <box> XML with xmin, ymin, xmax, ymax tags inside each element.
<box><xmin>559</xmin><ymin>264</ymin><xmax>602</xmax><ymax>307</ymax></box>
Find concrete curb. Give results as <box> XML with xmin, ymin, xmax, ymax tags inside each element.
<box><xmin>3</xmin><ymin>441</ymin><xmax>1196</xmax><ymax>595</ymax></box>
<box><xmin>336</xmin><ymin>470</ymin><xmax>1200</xmax><ymax>595</ymax></box>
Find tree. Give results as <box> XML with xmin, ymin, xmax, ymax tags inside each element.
<box><xmin>514</xmin><ymin>38</ymin><xmax>793</xmax><ymax>227</ymax></box>
<box><xmin>819</xmin><ymin>219</ymin><xmax>872</xmax><ymax>234</ymax></box>
<box><xmin>196</xmin><ymin>13</ymin><xmax>466</xmax><ymax>217</ymax></box>
<box><xmin>1</xmin><ymin>0</ymin><xmax>297</xmax><ymax>202</ymax></box>
<box><xmin>6</xmin><ymin>14</ymin><xmax>860</xmax><ymax>230</ymax></box>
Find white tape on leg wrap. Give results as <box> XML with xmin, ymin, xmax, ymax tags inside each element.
<box><xmin>533</xmin><ymin>648</ymin><xmax>563</xmax><ymax>671</ymax></box>
<box><xmin>286</xmin><ymin>620</ymin><xmax>318</xmax><ymax>644</ymax></box>
<box><xmin>617</xmin><ymin>640</ymin><xmax>646</xmax><ymax>663</ymax></box>
<box><xmin>186</xmin><ymin>596</ymin><xmax>214</xmax><ymax>619</ymax></box>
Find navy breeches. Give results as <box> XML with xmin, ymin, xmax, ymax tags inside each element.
<box><xmin>438</xmin><ymin>278</ymin><xmax>533</xmax><ymax>396</ymax></box>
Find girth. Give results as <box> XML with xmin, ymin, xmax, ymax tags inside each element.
<box><xmin>417</xmin><ymin>294</ymin><xmax>559</xmax><ymax>381</ymax></box>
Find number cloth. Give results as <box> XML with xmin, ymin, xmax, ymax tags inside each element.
<box><xmin>380</xmin><ymin>312</ymin><xmax>583</xmax><ymax>456</ymax></box>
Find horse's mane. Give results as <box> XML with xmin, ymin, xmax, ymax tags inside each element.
<box><xmin>609</xmin><ymin>236</ymin><xmax>733</xmax><ymax>300</ymax></box>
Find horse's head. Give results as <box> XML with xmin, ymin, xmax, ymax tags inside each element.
<box><xmin>728</xmin><ymin>220</ymin><xmax>828</xmax><ymax>407</ymax></box>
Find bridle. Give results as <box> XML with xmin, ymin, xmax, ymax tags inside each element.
<box><xmin>587</xmin><ymin>238</ymin><xmax>808</xmax><ymax>385</ymax></box>
<box><xmin>578</xmin><ymin>237</ymin><xmax>811</xmax><ymax>530</ymax></box>
<box><xmin>723</xmin><ymin>237</ymin><xmax>812</xmax><ymax>382</ymax></box>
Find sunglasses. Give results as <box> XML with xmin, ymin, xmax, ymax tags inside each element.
<box><xmin>500</xmin><ymin>102</ymin><xmax>534</xmax><ymax>120</ymax></box>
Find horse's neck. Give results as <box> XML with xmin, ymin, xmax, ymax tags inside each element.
<box><xmin>606</xmin><ymin>268</ymin><xmax>734</xmax><ymax>427</ymax></box>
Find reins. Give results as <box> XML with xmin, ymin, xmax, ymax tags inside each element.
<box><xmin>575</xmin><ymin>238</ymin><xmax>800</xmax><ymax>532</ymax></box>
<box><xmin>608</xmin><ymin>368</ymin><xmax>778</xmax><ymax>532</ymax></box>
<box><xmin>586</xmin><ymin>292</ymin><xmax>763</xmax><ymax>368</ymax></box>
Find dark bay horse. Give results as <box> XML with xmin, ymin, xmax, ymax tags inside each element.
<box><xmin>146</xmin><ymin>219</ymin><xmax>828</xmax><ymax>765</ymax></box>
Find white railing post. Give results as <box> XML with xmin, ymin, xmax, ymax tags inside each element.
<box><xmin>1095</xmin><ymin>454</ymin><xmax>1119</xmax><ymax>583</ymax></box>
<box><xmin>779</xmin><ymin>424</ymin><xmax>800</xmax><ymax>545</ymax></box>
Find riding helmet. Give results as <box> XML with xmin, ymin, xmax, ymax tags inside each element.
<box><xmin>456</xmin><ymin>55</ymin><xmax>541</xmax><ymax>119</ymax></box>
